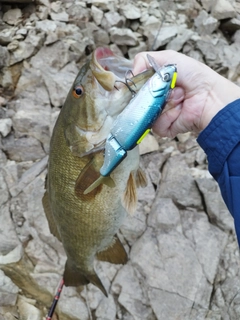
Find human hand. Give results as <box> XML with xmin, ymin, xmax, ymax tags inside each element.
<box><xmin>133</xmin><ymin>50</ymin><xmax>240</xmax><ymax>138</ymax></box>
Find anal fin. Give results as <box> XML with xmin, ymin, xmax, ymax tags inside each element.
<box><xmin>42</xmin><ymin>191</ymin><xmax>61</xmax><ymax>242</ymax></box>
<box><xmin>97</xmin><ymin>234</ymin><xmax>128</xmax><ymax>265</ymax></box>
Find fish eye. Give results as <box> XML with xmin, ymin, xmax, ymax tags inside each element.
<box><xmin>73</xmin><ymin>85</ymin><xmax>84</xmax><ymax>98</ymax></box>
<box><xmin>163</xmin><ymin>73</ymin><xmax>170</xmax><ymax>82</ymax></box>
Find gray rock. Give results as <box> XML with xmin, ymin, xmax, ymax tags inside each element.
<box><xmin>211</xmin><ymin>0</ymin><xmax>236</xmax><ymax>20</ymax></box>
<box><xmin>9</xmin><ymin>156</ymin><xmax>48</xmax><ymax>197</ymax></box>
<box><xmin>3</xmin><ymin>9</ymin><xmax>22</xmax><ymax>26</ymax></box>
<box><xmin>104</xmin><ymin>11</ymin><xmax>125</xmax><ymax>29</ymax></box>
<box><xmin>67</xmin><ymin>4</ymin><xmax>90</xmax><ymax>26</ymax></box>
<box><xmin>36</xmin><ymin>5</ymin><xmax>49</xmax><ymax>20</ymax></box>
<box><xmin>0</xmin><ymin>173</ymin><xmax>8</xmax><ymax>207</ymax></box>
<box><xmin>144</xmin><ymin>25</ymin><xmax>178</xmax><ymax>50</ymax></box>
<box><xmin>112</xmin><ymin>264</ymin><xmax>153</xmax><ymax>320</ymax></box>
<box><xmin>7</xmin><ymin>40</ymin><xmax>19</xmax><ymax>52</ymax></box>
<box><xmin>35</xmin><ymin>20</ymin><xmax>57</xmax><ymax>33</ymax></box>
<box><xmin>130</xmin><ymin>228</ymin><xmax>205</xmax><ymax>305</ymax></box>
<box><xmin>9</xmin><ymin>30</ymin><xmax>44</xmax><ymax>65</ymax></box>
<box><xmin>167</xmin><ymin>28</ymin><xmax>194</xmax><ymax>51</ymax></box>
<box><xmin>1</xmin><ymin>135</ymin><xmax>46</xmax><ymax>162</ymax></box>
<box><xmin>194</xmin><ymin>10</ymin><xmax>219</xmax><ymax>35</ymax></box>
<box><xmin>0</xmin><ymin>270</ymin><xmax>19</xmax><ymax>307</ymax></box>
<box><xmin>50</xmin><ymin>11</ymin><xmax>69</xmax><ymax>22</ymax></box>
<box><xmin>0</xmin><ymin>28</ymin><xmax>15</xmax><ymax>46</ymax></box>
<box><xmin>91</xmin><ymin>5</ymin><xmax>103</xmax><ymax>26</ymax></box>
<box><xmin>95</xmin><ymin>295</ymin><xmax>116</xmax><ymax>320</ymax></box>
<box><xmin>0</xmin><ymin>204</ymin><xmax>20</xmax><ymax>255</ymax></box>
<box><xmin>180</xmin><ymin>210</ymin><xmax>228</xmax><ymax>284</ymax></box>
<box><xmin>0</xmin><ymin>119</ymin><xmax>12</xmax><ymax>137</ymax></box>
<box><xmin>91</xmin><ymin>0</ymin><xmax>115</xmax><ymax>11</ymax></box>
<box><xmin>148</xmin><ymin>288</ymin><xmax>194</xmax><ymax>320</ymax></box>
<box><xmin>41</xmin><ymin>62</ymin><xmax>77</xmax><ymax>108</ymax></box>
<box><xmin>0</xmin><ymin>46</ymin><xmax>10</xmax><ymax>68</ymax></box>
<box><xmin>196</xmin><ymin>178</ymin><xmax>234</xmax><ymax>232</ymax></box>
<box><xmin>93</xmin><ymin>29</ymin><xmax>110</xmax><ymax>46</ymax></box>
<box><xmin>17</xmin><ymin>296</ymin><xmax>42</xmax><ymax>320</ymax></box>
<box><xmin>158</xmin><ymin>154</ymin><xmax>203</xmax><ymax>209</ymax></box>
<box><xmin>120</xmin><ymin>4</ymin><xmax>142</xmax><ymax>20</ymax></box>
<box><xmin>109</xmin><ymin>27</ymin><xmax>139</xmax><ymax>46</ymax></box>
<box><xmin>147</xmin><ymin>197</ymin><xmax>182</xmax><ymax>232</ymax></box>
<box><xmin>128</xmin><ymin>41</ymin><xmax>147</xmax><ymax>60</ymax></box>
<box><xmin>201</xmin><ymin>0</ymin><xmax>214</xmax><ymax>12</ymax></box>
<box><xmin>30</xmin><ymin>40</ymin><xmax>70</xmax><ymax>70</ymax></box>
<box><xmin>57</xmin><ymin>289</ymin><xmax>89</xmax><ymax>320</ymax></box>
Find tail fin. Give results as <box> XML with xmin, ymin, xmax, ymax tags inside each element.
<box><xmin>63</xmin><ymin>259</ymin><xmax>108</xmax><ymax>297</ymax></box>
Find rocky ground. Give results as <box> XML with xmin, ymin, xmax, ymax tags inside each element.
<box><xmin>1</xmin><ymin>0</ymin><xmax>240</xmax><ymax>319</ymax></box>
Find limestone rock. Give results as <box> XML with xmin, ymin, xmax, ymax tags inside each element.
<box><xmin>0</xmin><ymin>204</ymin><xmax>20</xmax><ymax>255</ymax></box>
<box><xmin>211</xmin><ymin>0</ymin><xmax>236</xmax><ymax>20</ymax></box>
<box><xmin>158</xmin><ymin>154</ymin><xmax>203</xmax><ymax>209</ymax></box>
<box><xmin>9</xmin><ymin>30</ymin><xmax>44</xmax><ymax>65</ymax></box>
<box><xmin>0</xmin><ymin>46</ymin><xmax>10</xmax><ymax>68</ymax></box>
<box><xmin>0</xmin><ymin>28</ymin><xmax>15</xmax><ymax>46</ymax></box>
<box><xmin>0</xmin><ymin>119</ymin><xmax>12</xmax><ymax>137</ymax></box>
<box><xmin>166</xmin><ymin>27</ymin><xmax>194</xmax><ymax>51</ymax></box>
<box><xmin>103</xmin><ymin>11</ymin><xmax>125</xmax><ymax>28</ymax></box>
<box><xmin>0</xmin><ymin>270</ymin><xmax>19</xmax><ymax>307</ymax></box>
<box><xmin>17</xmin><ymin>296</ymin><xmax>42</xmax><ymax>320</ymax></box>
<box><xmin>194</xmin><ymin>10</ymin><xmax>219</xmax><ymax>35</ymax></box>
<box><xmin>144</xmin><ymin>25</ymin><xmax>178</xmax><ymax>50</ymax></box>
<box><xmin>1</xmin><ymin>135</ymin><xmax>46</xmax><ymax>162</ymax></box>
<box><xmin>3</xmin><ymin>9</ymin><xmax>22</xmax><ymax>26</ymax></box>
<box><xmin>120</xmin><ymin>4</ymin><xmax>142</xmax><ymax>20</ymax></box>
<box><xmin>91</xmin><ymin>5</ymin><xmax>103</xmax><ymax>25</ymax></box>
<box><xmin>112</xmin><ymin>265</ymin><xmax>153</xmax><ymax>319</ymax></box>
<box><xmin>50</xmin><ymin>11</ymin><xmax>69</xmax><ymax>22</ymax></box>
<box><xmin>109</xmin><ymin>27</ymin><xmax>139</xmax><ymax>46</ymax></box>
<box><xmin>196</xmin><ymin>177</ymin><xmax>234</xmax><ymax>232</ymax></box>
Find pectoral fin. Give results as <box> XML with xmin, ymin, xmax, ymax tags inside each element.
<box><xmin>83</xmin><ymin>175</ymin><xmax>115</xmax><ymax>195</ymax></box>
<box><xmin>64</xmin><ymin>259</ymin><xmax>108</xmax><ymax>297</ymax></box>
<box><xmin>97</xmin><ymin>234</ymin><xmax>128</xmax><ymax>265</ymax></box>
<box><xmin>42</xmin><ymin>191</ymin><xmax>61</xmax><ymax>242</ymax></box>
<box><xmin>122</xmin><ymin>171</ymin><xmax>137</xmax><ymax>215</ymax></box>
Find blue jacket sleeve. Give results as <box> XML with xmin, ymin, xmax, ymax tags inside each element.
<box><xmin>197</xmin><ymin>99</ymin><xmax>240</xmax><ymax>245</ymax></box>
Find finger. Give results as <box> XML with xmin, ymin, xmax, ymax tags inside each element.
<box><xmin>152</xmin><ymin>103</ymin><xmax>183</xmax><ymax>138</ymax></box>
<box><xmin>163</xmin><ymin>87</ymin><xmax>185</xmax><ymax>113</ymax></box>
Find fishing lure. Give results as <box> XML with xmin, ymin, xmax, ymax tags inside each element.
<box><xmin>84</xmin><ymin>55</ymin><xmax>177</xmax><ymax>194</ymax></box>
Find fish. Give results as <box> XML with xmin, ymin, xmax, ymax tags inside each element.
<box><xmin>42</xmin><ymin>47</ymin><xmax>154</xmax><ymax>296</ymax></box>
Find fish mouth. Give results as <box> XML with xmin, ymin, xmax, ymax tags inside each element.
<box><xmin>91</xmin><ymin>47</ymin><xmax>133</xmax><ymax>91</ymax></box>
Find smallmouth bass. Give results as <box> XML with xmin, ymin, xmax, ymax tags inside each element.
<box><xmin>42</xmin><ymin>47</ymin><xmax>154</xmax><ymax>296</ymax></box>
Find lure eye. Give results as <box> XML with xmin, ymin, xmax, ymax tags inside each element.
<box><xmin>73</xmin><ymin>85</ymin><xmax>84</xmax><ymax>98</ymax></box>
<box><xmin>163</xmin><ymin>73</ymin><xmax>170</xmax><ymax>82</ymax></box>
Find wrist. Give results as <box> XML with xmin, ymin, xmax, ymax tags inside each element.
<box><xmin>199</xmin><ymin>76</ymin><xmax>240</xmax><ymax>131</ymax></box>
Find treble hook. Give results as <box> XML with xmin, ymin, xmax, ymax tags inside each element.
<box><xmin>114</xmin><ymin>70</ymin><xmax>137</xmax><ymax>96</ymax></box>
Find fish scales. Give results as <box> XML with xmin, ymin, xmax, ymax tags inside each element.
<box><xmin>43</xmin><ymin>47</ymin><xmax>153</xmax><ymax>296</ymax></box>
